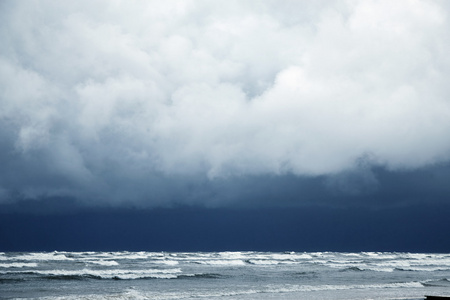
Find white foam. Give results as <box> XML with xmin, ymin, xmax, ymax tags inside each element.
<box><xmin>3</xmin><ymin>267</ymin><xmax>182</xmax><ymax>280</ymax></box>
<box><xmin>7</xmin><ymin>253</ymin><xmax>73</xmax><ymax>261</ymax></box>
<box><xmin>232</xmin><ymin>252</ymin><xmax>311</xmax><ymax>263</ymax></box>
<box><xmin>269</xmin><ymin>253</ymin><xmax>295</xmax><ymax>260</ymax></box>
<box><xmin>146</xmin><ymin>252</ymin><xmax>166</xmax><ymax>258</ymax></box>
<box><xmin>144</xmin><ymin>255</ymin><xmax>179</xmax><ymax>265</ymax></box>
<box><xmin>86</xmin><ymin>260</ymin><xmax>119</xmax><ymax>266</ymax></box>
<box><xmin>160</xmin><ymin>260</ymin><xmax>179</xmax><ymax>266</ymax></box>
<box><xmin>217</xmin><ymin>251</ymin><xmax>248</xmax><ymax>260</ymax></box>
<box><xmin>262</xmin><ymin>281</ymin><xmax>424</xmax><ymax>293</ymax></box>
<box><xmin>340</xmin><ymin>252</ymin><xmax>363</xmax><ymax>257</ymax></box>
<box><xmin>16</xmin><ymin>288</ymin><xmax>150</xmax><ymax>300</ymax></box>
<box><xmin>305</xmin><ymin>252</ymin><xmax>450</xmax><ymax>273</ymax></box>
<box><xmin>107</xmin><ymin>252</ymin><xmax>149</xmax><ymax>260</ymax></box>
<box><xmin>400</xmin><ymin>266</ymin><xmax>450</xmax><ymax>272</ymax></box>
<box><xmin>292</xmin><ymin>253</ymin><xmax>313</xmax><ymax>259</ymax></box>
<box><xmin>361</xmin><ymin>266</ymin><xmax>395</xmax><ymax>272</ymax></box>
<box><xmin>196</xmin><ymin>259</ymin><xmax>246</xmax><ymax>266</ymax></box>
<box><xmin>0</xmin><ymin>257</ymin><xmax>11</xmax><ymax>261</ymax></box>
<box><xmin>7</xmin><ymin>280</ymin><xmax>427</xmax><ymax>300</ymax></box>
<box><xmin>247</xmin><ymin>259</ymin><xmax>280</xmax><ymax>265</ymax></box>
<box><xmin>248</xmin><ymin>259</ymin><xmax>298</xmax><ymax>265</ymax></box>
<box><xmin>80</xmin><ymin>251</ymin><xmax>151</xmax><ymax>261</ymax></box>
<box><xmin>0</xmin><ymin>262</ymin><xmax>38</xmax><ymax>268</ymax></box>
<box><xmin>411</xmin><ymin>258</ymin><xmax>450</xmax><ymax>267</ymax></box>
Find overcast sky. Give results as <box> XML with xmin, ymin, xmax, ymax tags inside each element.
<box><xmin>1</xmin><ymin>0</ymin><xmax>450</xmax><ymax>209</ymax></box>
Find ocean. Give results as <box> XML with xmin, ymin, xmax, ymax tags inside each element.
<box><xmin>1</xmin><ymin>251</ymin><xmax>449</xmax><ymax>299</ymax></box>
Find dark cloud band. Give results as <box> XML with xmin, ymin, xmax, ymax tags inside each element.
<box><xmin>1</xmin><ymin>0</ymin><xmax>450</xmax><ymax>206</ymax></box>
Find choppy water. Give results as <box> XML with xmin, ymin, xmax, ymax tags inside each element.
<box><xmin>1</xmin><ymin>251</ymin><xmax>450</xmax><ymax>299</ymax></box>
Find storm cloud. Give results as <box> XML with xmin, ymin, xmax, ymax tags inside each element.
<box><xmin>1</xmin><ymin>0</ymin><xmax>450</xmax><ymax>206</ymax></box>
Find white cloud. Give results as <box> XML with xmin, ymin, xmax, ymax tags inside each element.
<box><xmin>1</xmin><ymin>0</ymin><xmax>450</xmax><ymax>204</ymax></box>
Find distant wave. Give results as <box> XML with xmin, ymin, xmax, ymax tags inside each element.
<box><xmin>84</xmin><ymin>259</ymin><xmax>119</xmax><ymax>266</ymax></box>
<box><xmin>245</xmin><ymin>259</ymin><xmax>297</xmax><ymax>265</ymax></box>
<box><xmin>0</xmin><ymin>252</ymin><xmax>72</xmax><ymax>262</ymax></box>
<box><xmin>193</xmin><ymin>259</ymin><xmax>246</xmax><ymax>266</ymax></box>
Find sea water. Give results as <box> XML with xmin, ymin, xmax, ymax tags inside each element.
<box><xmin>1</xmin><ymin>251</ymin><xmax>450</xmax><ymax>299</ymax></box>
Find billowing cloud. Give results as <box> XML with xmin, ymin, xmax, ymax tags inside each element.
<box><xmin>1</xmin><ymin>0</ymin><xmax>450</xmax><ymax>206</ymax></box>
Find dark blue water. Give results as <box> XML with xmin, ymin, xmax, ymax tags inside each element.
<box><xmin>1</xmin><ymin>251</ymin><xmax>450</xmax><ymax>299</ymax></box>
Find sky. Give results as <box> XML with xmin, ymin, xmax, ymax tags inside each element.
<box><xmin>1</xmin><ymin>0</ymin><xmax>450</xmax><ymax>252</ymax></box>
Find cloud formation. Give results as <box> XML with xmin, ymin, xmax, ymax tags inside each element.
<box><xmin>1</xmin><ymin>0</ymin><xmax>450</xmax><ymax>205</ymax></box>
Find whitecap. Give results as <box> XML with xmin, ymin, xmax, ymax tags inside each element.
<box><xmin>5</xmin><ymin>267</ymin><xmax>183</xmax><ymax>280</ymax></box>
<box><xmin>247</xmin><ymin>259</ymin><xmax>280</xmax><ymax>265</ymax></box>
<box><xmin>0</xmin><ymin>262</ymin><xmax>38</xmax><ymax>268</ymax></box>
<box><xmin>292</xmin><ymin>253</ymin><xmax>313</xmax><ymax>259</ymax></box>
<box><xmin>12</xmin><ymin>252</ymin><xmax>73</xmax><ymax>261</ymax></box>
<box><xmin>195</xmin><ymin>259</ymin><xmax>246</xmax><ymax>266</ymax></box>
<box><xmin>217</xmin><ymin>252</ymin><xmax>248</xmax><ymax>260</ymax></box>
<box><xmin>86</xmin><ymin>260</ymin><xmax>119</xmax><ymax>266</ymax></box>
<box><xmin>160</xmin><ymin>260</ymin><xmax>179</xmax><ymax>266</ymax></box>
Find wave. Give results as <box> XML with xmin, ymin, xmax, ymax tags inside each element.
<box><xmin>44</xmin><ymin>272</ymin><xmax>227</xmax><ymax>281</ymax></box>
<box><xmin>265</xmin><ymin>281</ymin><xmax>424</xmax><ymax>293</ymax></box>
<box><xmin>2</xmin><ymin>280</ymin><xmax>427</xmax><ymax>300</ymax></box>
<box><xmin>0</xmin><ymin>262</ymin><xmax>38</xmax><ymax>268</ymax></box>
<box><xmin>145</xmin><ymin>258</ymin><xmax>179</xmax><ymax>265</ymax></box>
<box><xmin>3</xmin><ymin>251</ymin><xmax>450</xmax><ymax>265</ymax></box>
<box><xmin>1</xmin><ymin>268</ymin><xmax>183</xmax><ymax>280</ymax></box>
<box><xmin>0</xmin><ymin>252</ymin><xmax>72</xmax><ymax>262</ymax></box>
<box><xmin>327</xmin><ymin>263</ymin><xmax>395</xmax><ymax>273</ymax></box>
<box><xmin>2</xmin><ymin>270</ymin><xmax>228</xmax><ymax>281</ymax></box>
<box><xmin>217</xmin><ymin>251</ymin><xmax>249</xmax><ymax>259</ymax></box>
<box><xmin>84</xmin><ymin>260</ymin><xmax>119</xmax><ymax>266</ymax></box>
<box><xmin>0</xmin><ymin>277</ymin><xmax>25</xmax><ymax>283</ymax></box>
<box><xmin>159</xmin><ymin>260</ymin><xmax>179</xmax><ymax>265</ymax></box>
<box><xmin>340</xmin><ymin>266</ymin><xmax>364</xmax><ymax>272</ymax></box>
<box><xmin>194</xmin><ymin>259</ymin><xmax>246</xmax><ymax>266</ymax></box>
<box><xmin>395</xmin><ymin>267</ymin><xmax>450</xmax><ymax>272</ymax></box>
<box><xmin>108</xmin><ymin>252</ymin><xmax>149</xmax><ymax>260</ymax></box>
<box><xmin>422</xmin><ymin>278</ymin><xmax>450</xmax><ymax>287</ymax></box>
<box><xmin>246</xmin><ymin>259</ymin><xmax>280</xmax><ymax>265</ymax></box>
<box><xmin>3</xmin><ymin>251</ymin><xmax>450</xmax><ymax>279</ymax></box>
<box><xmin>246</xmin><ymin>259</ymin><xmax>299</xmax><ymax>265</ymax></box>
<box><xmin>178</xmin><ymin>273</ymin><xmax>226</xmax><ymax>279</ymax></box>
<box><xmin>43</xmin><ymin>274</ymin><xmax>105</xmax><ymax>281</ymax></box>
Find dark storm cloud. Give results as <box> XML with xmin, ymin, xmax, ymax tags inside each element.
<box><xmin>1</xmin><ymin>0</ymin><xmax>450</xmax><ymax>207</ymax></box>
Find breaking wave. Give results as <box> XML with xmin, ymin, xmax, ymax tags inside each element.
<box><xmin>422</xmin><ymin>278</ymin><xmax>450</xmax><ymax>287</ymax></box>
<box><xmin>3</xmin><ymin>251</ymin><xmax>450</xmax><ymax>299</ymax></box>
<box><xmin>0</xmin><ymin>262</ymin><xmax>38</xmax><ymax>268</ymax></box>
<box><xmin>193</xmin><ymin>259</ymin><xmax>247</xmax><ymax>266</ymax></box>
<box><xmin>2</xmin><ymin>268</ymin><xmax>182</xmax><ymax>280</ymax></box>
